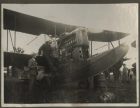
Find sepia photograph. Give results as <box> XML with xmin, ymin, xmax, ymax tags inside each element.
<box><xmin>1</xmin><ymin>3</ymin><xmax>139</xmax><ymax>107</ymax></box>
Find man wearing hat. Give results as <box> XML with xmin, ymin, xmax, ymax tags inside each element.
<box><xmin>38</xmin><ymin>40</ymin><xmax>57</xmax><ymax>73</ymax></box>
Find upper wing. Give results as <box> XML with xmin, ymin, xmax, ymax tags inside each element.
<box><xmin>4</xmin><ymin>9</ymin><xmax>128</xmax><ymax>42</ymax></box>
<box><xmin>88</xmin><ymin>30</ymin><xmax>129</xmax><ymax>42</ymax></box>
<box><xmin>3</xmin><ymin>9</ymin><xmax>77</xmax><ymax>36</ymax></box>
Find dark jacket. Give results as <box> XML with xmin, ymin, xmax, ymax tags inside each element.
<box><xmin>38</xmin><ymin>43</ymin><xmax>52</xmax><ymax>56</ymax></box>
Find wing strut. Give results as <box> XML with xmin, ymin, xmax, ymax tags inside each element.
<box><xmin>108</xmin><ymin>42</ymin><xmax>110</xmax><ymax>50</ymax></box>
<box><xmin>118</xmin><ymin>40</ymin><xmax>120</xmax><ymax>46</ymax></box>
<box><xmin>8</xmin><ymin>30</ymin><xmax>15</xmax><ymax>51</ymax></box>
<box><xmin>110</xmin><ymin>42</ymin><xmax>114</xmax><ymax>48</ymax></box>
<box><xmin>14</xmin><ymin>31</ymin><xmax>16</xmax><ymax>50</ymax></box>
<box><xmin>7</xmin><ymin>30</ymin><xmax>8</xmax><ymax>51</ymax></box>
<box><xmin>54</xmin><ymin>24</ymin><xmax>56</xmax><ymax>36</ymax></box>
<box><xmin>90</xmin><ymin>41</ymin><xmax>93</xmax><ymax>56</ymax></box>
<box><xmin>26</xmin><ymin>37</ymin><xmax>39</xmax><ymax>45</ymax></box>
<box><xmin>14</xmin><ymin>14</ymin><xmax>16</xmax><ymax>50</ymax></box>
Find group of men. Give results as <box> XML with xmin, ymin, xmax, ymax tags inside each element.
<box><xmin>28</xmin><ymin>40</ymin><xmax>57</xmax><ymax>77</ymax></box>
<box><xmin>120</xmin><ymin>64</ymin><xmax>134</xmax><ymax>82</ymax></box>
<box><xmin>104</xmin><ymin>63</ymin><xmax>134</xmax><ymax>82</ymax></box>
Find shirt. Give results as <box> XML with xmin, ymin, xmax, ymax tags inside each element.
<box><xmin>28</xmin><ymin>58</ymin><xmax>37</xmax><ymax>69</ymax></box>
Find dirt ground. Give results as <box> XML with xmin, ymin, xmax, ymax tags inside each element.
<box><xmin>106</xmin><ymin>79</ymin><xmax>137</xmax><ymax>103</ymax></box>
<box><xmin>4</xmin><ymin>76</ymin><xmax>137</xmax><ymax>103</ymax></box>
<box><xmin>47</xmin><ymin>78</ymin><xmax>137</xmax><ymax>103</ymax></box>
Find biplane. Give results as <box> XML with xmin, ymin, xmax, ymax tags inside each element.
<box><xmin>3</xmin><ymin>8</ymin><xmax>129</xmax><ymax>86</ymax></box>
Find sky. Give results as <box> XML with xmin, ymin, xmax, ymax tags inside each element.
<box><xmin>1</xmin><ymin>4</ymin><xmax>138</xmax><ymax>68</ymax></box>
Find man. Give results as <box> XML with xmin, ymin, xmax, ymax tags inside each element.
<box><xmin>28</xmin><ymin>54</ymin><xmax>38</xmax><ymax>102</ymax></box>
<box><xmin>38</xmin><ymin>40</ymin><xmax>57</xmax><ymax>102</ymax></box>
<box><xmin>38</xmin><ymin>41</ymin><xmax>52</xmax><ymax>56</ymax></box>
<box><xmin>28</xmin><ymin>54</ymin><xmax>38</xmax><ymax>78</ymax></box>
<box><xmin>38</xmin><ymin>40</ymin><xmax>57</xmax><ymax>73</ymax></box>
<box><xmin>129</xmin><ymin>69</ymin><xmax>134</xmax><ymax>80</ymax></box>
<box><xmin>36</xmin><ymin>66</ymin><xmax>52</xmax><ymax>102</ymax></box>
<box><xmin>122</xmin><ymin>64</ymin><xmax>128</xmax><ymax>83</ymax></box>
